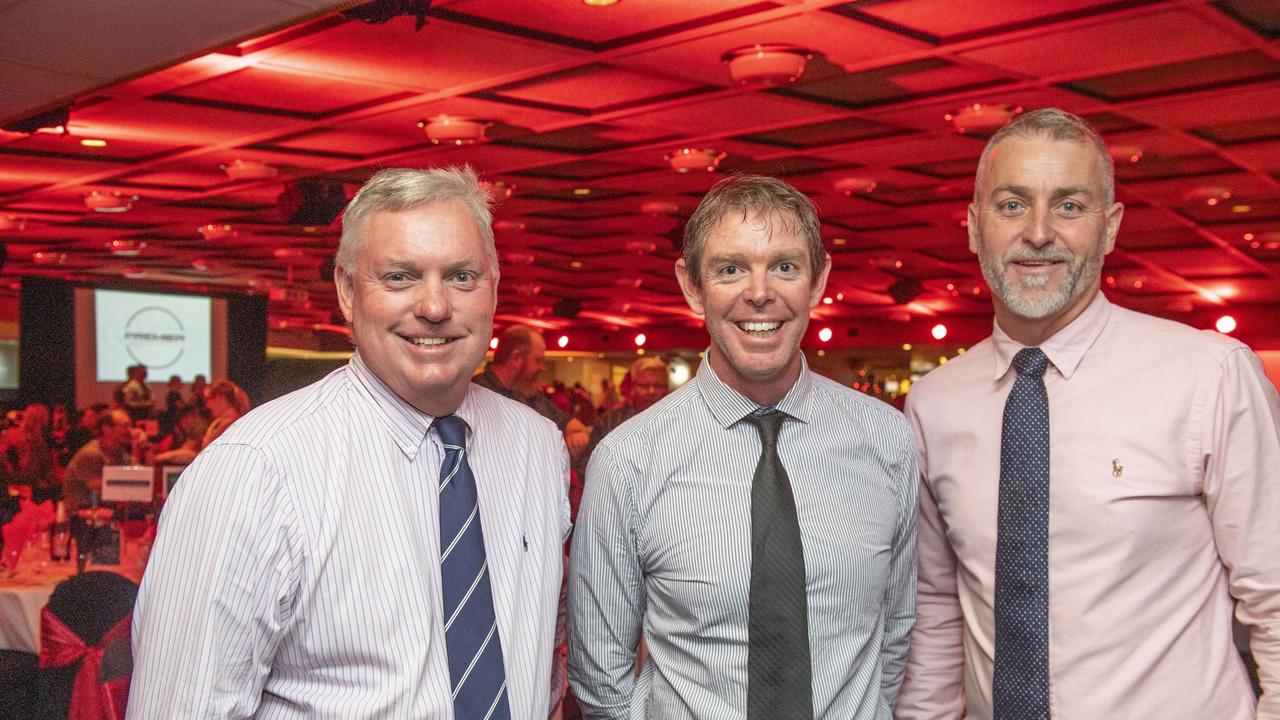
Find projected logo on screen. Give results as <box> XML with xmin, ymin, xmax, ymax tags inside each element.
<box><xmin>124</xmin><ymin>306</ymin><xmax>186</xmax><ymax>368</ymax></box>
<box><xmin>95</xmin><ymin>289</ymin><xmax>211</xmax><ymax>382</ymax></box>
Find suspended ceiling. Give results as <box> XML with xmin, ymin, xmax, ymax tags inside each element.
<box><xmin>1</xmin><ymin>0</ymin><xmax>1278</xmax><ymax>349</ymax></box>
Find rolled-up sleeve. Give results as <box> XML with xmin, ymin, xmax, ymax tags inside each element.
<box><xmin>128</xmin><ymin>444</ymin><xmax>304</xmax><ymax>719</ymax></box>
<box><xmin>567</xmin><ymin>440</ymin><xmax>646</xmax><ymax>719</ymax></box>
<box><xmin>1199</xmin><ymin>348</ymin><xmax>1280</xmax><ymax>719</ymax></box>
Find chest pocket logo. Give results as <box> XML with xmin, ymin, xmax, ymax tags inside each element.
<box><xmin>1112</xmin><ymin>458</ymin><xmax>1124</xmax><ymax>478</ymax></box>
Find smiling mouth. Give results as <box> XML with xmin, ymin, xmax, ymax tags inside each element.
<box><xmin>406</xmin><ymin>336</ymin><xmax>456</xmax><ymax>347</ymax></box>
<box><xmin>736</xmin><ymin>320</ymin><xmax>783</xmax><ymax>338</ymax></box>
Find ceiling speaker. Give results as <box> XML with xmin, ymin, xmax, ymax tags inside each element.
<box><xmin>888</xmin><ymin>277</ymin><xmax>923</xmax><ymax>305</ymax></box>
<box><xmin>553</xmin><ymin>298</ymin><xmax>581</xmax><ymax>319</ymax></box>
<box><xmin>278</xmin><ymin>180</ymin><xmax>347</xmax><ymax>226</ymax></box>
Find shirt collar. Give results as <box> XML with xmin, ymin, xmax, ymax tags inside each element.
<box><xmin>347</xmin><ymin>352</ymin><xmax>478</xmax><ymax>459</ymax></box>
<box><xmin>694</xmin><ymin>347</ymin><xmax>814</xmax><ymax>429</ymax></box>
<box><xmin>991</xmin><ymin>291</ymin><xmax>1112</xmax><ymax>382</ymax></box>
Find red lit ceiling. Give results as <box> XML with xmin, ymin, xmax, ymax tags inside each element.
<box><xmin>0</xmin><ymin>0</ymin><xmax>1278</xmax><ymax>348</ymax></box>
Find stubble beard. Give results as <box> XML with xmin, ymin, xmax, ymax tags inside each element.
<box><xmin>977</xmin><ymin>236</ymin><xmax>1105</xmax><ymax>320</ymax></box>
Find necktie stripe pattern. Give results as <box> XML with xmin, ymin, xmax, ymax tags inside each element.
<box><xmin>435</xmin><ymin>414</ymin><xmax>512</xmax><ymax>720</ymax></box>
<box><xmin>993</xmin><ymin>347</ymin><xmax>1051</xmax><ymax>720</ymax></box>
<box><xmin>744</xmin><ymin>409</ymin><xmax>814</xmax><ymax>720</ymax></box>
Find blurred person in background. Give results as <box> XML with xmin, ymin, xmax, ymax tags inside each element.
<box><xmin>199</xmin><ymin>379</ymin><xmax>249</xmax><ymax>449</ymax></box>
<box><xmin>120</xmin><ymin>364</ymin><xmax>154</xmax><ymax>421</ymax></box>
<box><xmin>474</xmin><ymin>324</ymin><xmax>590</xmax><ymax>458</ymax></box>
<box><xmin>189</xmin><ymin>374</ymin><xmax>209</xmax><ymax>419</ymax></box>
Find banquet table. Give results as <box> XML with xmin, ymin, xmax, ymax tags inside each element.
<box><xmin>0</xmin><ymin>540</ymin><xmax>147</xmax><ymax>653</ymax></box>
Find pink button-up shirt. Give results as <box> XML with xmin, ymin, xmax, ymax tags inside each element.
<box><xmin>897</xmin><ymin>293</ymin><xmax>1280</xmax><ymax>719</ymax></box>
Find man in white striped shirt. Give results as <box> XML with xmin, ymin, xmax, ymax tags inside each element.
<box><xmin>568</xmin><ymin>175</ymin><xmax>919</xmax><ymax>719</ymax></box>
<box><xmin>130</xmin><ymin>166</ymin><xmax>571</xmax><ymax>719</ymax></box>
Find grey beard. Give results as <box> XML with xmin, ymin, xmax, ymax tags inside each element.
<box><xmin>978</xmin><ymin>244</ymin><xmax>1103</xmax><ymax>320</ymax></box>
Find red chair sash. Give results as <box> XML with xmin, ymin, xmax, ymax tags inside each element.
<box><xmin>38</xmin><ymin>608</ymin><xmax>132</xmax><ymax>720</ymax></box>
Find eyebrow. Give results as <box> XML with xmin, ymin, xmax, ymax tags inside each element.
<box><xmin>705</xmin><ymin>249</ymin><xmax>806</xmax><ymax>267</ymax></box>
<box><xmin>992</xmin><ymin>183</ymin><xmax>1096</xmax><ymax>201</ymax></box>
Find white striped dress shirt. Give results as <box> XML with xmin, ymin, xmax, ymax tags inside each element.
<box><xmin>567</xmin><ymin>353</ymin><xmax>919</xmax><ymax>719</ymax></box>
<box><xmin>129</xmin><ymin>353</ymin><xmax>571</xmax><ymax>719</ymax></box>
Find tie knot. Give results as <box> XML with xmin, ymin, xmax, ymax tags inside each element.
<box><xmin>743</xmin><ymin>409</ymin><xmax>787</xmax><ymax>448</ymax></box>
<box><xmin>433</xmin><ymin>414</ymin><xmax>469</xmax><ymax>448</ymax></box>
<box><xmin>1012</xmin><ymin>347</ymin><xmax>1049</xmax><ymax>379</ymax></box>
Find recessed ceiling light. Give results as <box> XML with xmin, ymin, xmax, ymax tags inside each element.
<box><xmin>85</xmin><ymin>191</ymin><xmax>137</xmax><ymax>213</ymax></box>
<box><xmin>944</xmin><ymin>104</ymin><xmax>1022</xmax><ymax>134</ymax></box>
<box><xmin>221</xmin><ymin>159</ymin><xmax>278</xmax><ymax>181</ymax></box>
<box><xmin>106</xmin><ymin>239</ymin><xmax>145</xmax><ymax>256</ymax></box>
<box><xmin>582</xmin><ymin>0</ymin><xmax>619</xmax><ymax>6</ymax></box>
<box><xmin>418</xmin><ymin>115</ymin><xmax>486</xmax><ymax>145</ymax></box>
<box><xmin>720</xmin><ymin>44</ymin><xmax>812</xmax><ymax>85</ymax></box>
<box><xmin>834</xmin><ymin>177</ymin><xmax>877</xmax><ymax>195</ymax></box>
<box><xmin>573</xmin><ymin>188</ymin><xmax>592</xmax><ymax>196</ymax></box>
<box><xmin>79</xmin><ymin>138</ymin><xmax>107</xmax><ymax>148</ymax></box>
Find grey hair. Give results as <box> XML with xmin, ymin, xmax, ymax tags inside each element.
<box><xmin>335</xmin><ymin>165</ymin><xmax>495</xmax><ymax>275</ymax></box>
<box><xmin>975</xmin><ymin>107</ymin><xmax>1115</xmax><ymax>206</ymax></box>
<box><xmin>682</xmin><ymin>173</ymin><xmax>824</xmax><ymax>287</ymax></box>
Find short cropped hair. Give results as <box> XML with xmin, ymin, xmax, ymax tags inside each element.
<box><xmin>630</xmin><ymin>356</ymin><xmax>668</xmax><ymax>376</ymax></box>
<box><xmin>492</xmin><ymin>325</ymin><xmax>540</xmax><ymax>366</ymax></box>
<box><xmin>681</xmin><ymin>174</ymin><xmax>824</xmax><ymax>287</ymax></box>
<box><xmin>975</xmin><ymin>107</ymin><xmax>1115</xmax><ymax>206</ymax></box>
<box><xmin>335</xmin><ymin>165</ymin><xmax>496</xmax><ymax>275</ymax></box>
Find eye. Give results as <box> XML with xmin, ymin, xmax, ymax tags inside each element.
<box><xmin>452</xmin><ymin>271</ymin><xmax>474</xmax><ymax>283</ymax></box>
<box><xmin>719</xmin><ymin>265</ymin><xmax>740</xmax><ymax>276</ymax></box>
<box><xmin>1060</xmin><ymin>200</ymin><xmax>1080</xmax><ymax>213</ymax></box>
<box><xmin>1000</xmin><ymin>200</ymin><xmax>1023</xmax><ymax>213</ymax></box>
<box><xmin>385</xmin><ymin>271</ymin><xmax>411</xmax><ymax>284</ymax></box>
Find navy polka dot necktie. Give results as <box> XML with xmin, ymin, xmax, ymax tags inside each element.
<box><xmin>993</xmin><ymin>347</ymin><xmax>1051</xmax><ymax>720</ymax></box>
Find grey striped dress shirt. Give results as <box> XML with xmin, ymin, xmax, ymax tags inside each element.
<box><xmin>567</xmin><ymin>354</ymin><xmax>918</xmax><ymax>719</ymax></box>
<box><xmin>129</xmin><ymin>354</ymin><xmax>570</xmax><ymax>718</ymax></box>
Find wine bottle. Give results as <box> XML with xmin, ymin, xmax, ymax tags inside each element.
<box><xmin>50</xmin><ymin>501</ymin><xmax>71</xmax><ymax>562</ymax></box>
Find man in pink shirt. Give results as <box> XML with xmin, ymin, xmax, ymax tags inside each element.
<box><xmin>896</xmin><ymin>107</ymin><xmax>1280</xmax><ymax>719</ymax></box>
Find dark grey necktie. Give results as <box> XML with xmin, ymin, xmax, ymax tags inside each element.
<box><xmin>993</xmin><ymin>347</ymin><xmax>1051</xmax><ymax>720</ymax></box>
<box><xmin>743</xmin><ymin>409</ymin><xmax>812</xmax><ymax>720</ymax></box>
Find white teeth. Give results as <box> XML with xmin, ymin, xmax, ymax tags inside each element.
<box><xmin>411</xmin><ymin>337</ymin><xmax>449</xmax><ymax>346</ymax></box>
<box><xmin>737</xmin><ymin>321</ymin><xmax>782</xmax><ymax>332</ymax></box>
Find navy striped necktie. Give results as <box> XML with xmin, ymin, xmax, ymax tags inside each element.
<box><xmin>993</xmin><ymin>347</ymin><xmax>1051</xmax><ymax>720</ymax></box>
<box><xmin>435</xmin><ymin>414</ymin><xmax>511</xmax><ymax>720</ymax></box>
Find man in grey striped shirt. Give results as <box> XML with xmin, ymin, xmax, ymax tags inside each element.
<box><xmin>567</xmin><ymin>175</ymin><xmax>919</xmax><ymax>719</ymax></box>
<box><xmin>130</xmin><ymin>166</ymin><xmax>570</xmax><ymax>718</ymax></box>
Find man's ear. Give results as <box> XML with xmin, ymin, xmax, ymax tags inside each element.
<box><xmin>1103</xmin><ymin>201</ymin><xmax>1124</xmax><ymax>255</ymax></box>
<box><xmin>809</xmin><ymin>252</ymin><xmax>832</xmax><ymax>309</ymax></box>
<box><xmin>674</xmin><ymin>258</ymin><xmax>705</xmax><ymax>316</ymax></box>
<box><xmin>335</xmin><ymin>268</ymin><xmax>355</xmax><ymax>324</ymax></box>
<box><xmin>967</xmin><ymin>203</ymin><xmax>980</xmax><ymax>255</ymax></box>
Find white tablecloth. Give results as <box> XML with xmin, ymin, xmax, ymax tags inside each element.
<box><xmin>0</xmin><ymin>543</ymin><xmax>146</xmax><ymax>653</ymax></box>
